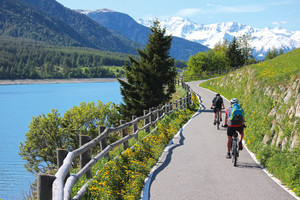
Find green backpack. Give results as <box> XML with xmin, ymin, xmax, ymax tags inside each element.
<box><xmin>230</xmin><ymin>103</ymin><xmax>244</xmax><ymax>122</ymax></box>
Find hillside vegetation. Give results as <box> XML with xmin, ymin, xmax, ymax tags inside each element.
<box><xmin>200</xmin><ymin>48</ymin><xmax>300</xmax><ymax>196</ymax></box>
<box><xmin>0</xmin><ymin>37</ymin><xmax>134</xmax><ymax>79</ymax></box>
<box><xmin>1</xmin><ymin>0</ymin><xmax>140</xmax><ymax>54</ymax></box>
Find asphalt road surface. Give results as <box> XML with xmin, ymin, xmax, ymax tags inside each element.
<box><xmin>147</xmin><ymin>80</ymin><xmax>297</xmax><ymax>200</ymax></box>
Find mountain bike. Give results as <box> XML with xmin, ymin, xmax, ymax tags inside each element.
<box><xmin>211</xmin><ymin>107</ymin><xmax>222</xmax><ymax>130</ymax></box>
<box><xmin>223</xmin><ymin>125</ymin><xmax>246</xmax><ymax>167</ymax></box>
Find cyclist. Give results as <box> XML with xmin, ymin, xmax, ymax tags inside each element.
<box><xmin>224</xmin><ymin>98</ymin><xmax>245</xmax><ymax>159</ymax></box>
<box><xmin>211</xmin><ymin>93</ymin><xmax>225</xmax><ymax>125</ymax></box>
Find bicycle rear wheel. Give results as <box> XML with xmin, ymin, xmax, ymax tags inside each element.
<box><xmin>216</xmin><ymin>109</ymin><xmax>220</xmax><ymax>130</ymax></box>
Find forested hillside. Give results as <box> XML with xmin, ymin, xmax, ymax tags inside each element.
<box><xmin>0</xmin><ymin>0</ymin><xmax>88</xmax><ymax>47</ymax></box>
<box><xmin>22</xmin><ymin>0</ymin><xmax>142</xmax><ymax>54</ymax></box>
<box><xmin>201</xmin><ymin>48</ymin><xmax>300</xmax><ymax>195</ymax></box>
<box><xmin>0</xmin><ymin>38</ymin><xmax>133</xmax><ymax>79</ymax></box>
<box><xmin>0</xmin><ymin>0</ymin><xmax>141</xmax><ymax>54</ymax></box>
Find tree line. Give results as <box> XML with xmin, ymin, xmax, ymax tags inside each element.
<box><xmin>183</xmin><ymin>34</ymin><xmax>287</xmax><ymax>77</ymax></box>
<box><xmin>0</xmin><ymin>37</ymin><xmax>188</xmax><ymax>80</ymax></box>
<box><xmin>183</xmin><ymin>34</ymin><xmax>256</xmax><ymax>76</ymax></box>
<box><xmin>0</xmin><ymin>38</ymin><xmax>132</xmax><ymax>79</ymax></box>
<box><xmin>264</xmin><ymin>47</ymin><xmax>284</xmax><ymax>61</ymax></box>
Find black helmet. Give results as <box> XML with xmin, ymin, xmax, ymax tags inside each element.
<box><xmin>216</xmin><ymin>93</ymin><xmax>220</xmax><ymax>96</ymax></box>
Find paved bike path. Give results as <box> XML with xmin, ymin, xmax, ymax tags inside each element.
<box><xmin>147</xmin><ymin>80</ymin><xmax>296</xmax><ymax>200</ymax></box>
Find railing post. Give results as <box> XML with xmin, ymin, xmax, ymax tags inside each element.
<box><xmin>149</xmin><ymin>108</ymin><xmax>153</xmax><ymax>127</ymax></box>
<box><xmin>166</xmin><ymin>103</ymin><xmax>170</xmax><ymax>113</ymax></box>
<box><xmin>57</xmin><ymin>149</ymin><xmax>68</xmax><ymax>168</ymax></box>
<box><xmin>120</xmin><ymin>120</ymin><xmax>129</xmax><ymax>149</ymax></box>
<box><xmin>164</xmin><ymin>103</ymin><xmax>167</xmax><ymax>114</ymax></box>
<box><xmin>57</xmin><ymin>149</ymin><xmax>69</xmax><ymax>182</ymax></box>
<box><xmin>159</xmin><ymin>104</ymin><xmax>163</xmax><ymax>118</ymax></box>
<box><xmin>80</xmin><ymin>135</ymin><xmax>92</xmax><ymax>179</ymax></box>
<box><xmin>132</xmin><ymin>115</ymin><xmax>138</xmax><ymax>140</ymax></box>
<box><xmin>37</xmin><ymin>173</ymin><xmax>56</xmax><ymax>200</ymax></box>
<box><xmin>153</xmin><ymin>107</ymin><xmax>157</xmax><ymax>122</ymax></box>
<box><xmin>99</xmin><ymin>125</ymin><xmax>109</xmax><ymax>159</ymax></box>
<box><xmin>179</xmin><ymin>98</ymin><xmax>183</xmax><ymax>109</ymax></box>
<box><xmin>144</xmin><ymin>110</ymin><xmax>150</xmax><ymax>133</ymax></box>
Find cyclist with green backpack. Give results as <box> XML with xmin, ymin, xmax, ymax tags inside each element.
<box><xmin>224</xmin><ymin>98</ymin><xmax>245</xmax><ymax>159</ymax></box>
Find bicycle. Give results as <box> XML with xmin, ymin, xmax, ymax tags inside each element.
<box><xmin>231</xmin><ymin>131</ymin><xmax>239</xmax><ymax>167</ymax></box>
<box><xmin>211</xmin><ymin>107</ymin><xmax>222</xmax><ymax>130</ymax></box>
<box><xmin>223</xmin><ymin>124</ymin><xmax>246</xmax><ymax>166</ymax></box>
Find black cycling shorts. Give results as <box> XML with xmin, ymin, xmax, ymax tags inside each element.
<box><xmin>213</xmin><ymin>106</ymin><xmax>222</xmax><ymax>113</ymax></box>
<box><xmin>227</xmin><ymin>126</ymin><xmax>244</xmax><ymax>137</ymax></box>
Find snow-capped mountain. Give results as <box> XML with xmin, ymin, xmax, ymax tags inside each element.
<box><xmin>77</xmin><ymin>9</ymin><xmax>209</xmax><ymax>60</ymax></box>
<box><xmin>138</xmin><ymin>17</ymin><xmax>300</xmax><ymax>59</ymax></box>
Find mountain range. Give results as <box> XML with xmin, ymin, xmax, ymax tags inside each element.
<box><xmin>138</xmin><ymin>17</ymin><xmax>300</xmax><ymax>59</ymax></box>
<box><xmin>77</xmin><ymin>9</ymin><xmax>209</xmax><ymax>60</ymax></box>
<box><xmin>2</xmin><ymin>0</ymin><xmax>299</xmax><ymax>62</ymax></box>
<box><xmin>1</xmin><ymin>0</ymin><xmax>209</xmax><ymax>61</ymax></box>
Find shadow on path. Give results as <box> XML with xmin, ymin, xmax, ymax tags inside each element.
<box><xmin>199</xmin><ymin>109</ymin><xmax>214</xmax><ymax>113</ymax></box>
<box><xmin>236</xmin><ymin>162</ymin><xmax>263</xmax><ymax>169</ymax></box>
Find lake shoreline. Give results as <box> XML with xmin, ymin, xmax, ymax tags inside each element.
<box><xmin>0</xmin><ymin>78</ymin><xmax>125</xmax><ymax>85</ymax></box>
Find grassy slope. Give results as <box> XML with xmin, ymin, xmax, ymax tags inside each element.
<box><xmin>200</xmin><ymin>48</ymin><xmax>300</xmax><ymax>196</ymax></box>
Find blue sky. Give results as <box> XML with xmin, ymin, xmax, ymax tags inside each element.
<box><xmin>56</xmin><ymin>0</ymin><xmax>300</xmax><ymax>31</ymax></box>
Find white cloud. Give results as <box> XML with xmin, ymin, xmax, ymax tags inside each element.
<box><xmin>177</xmin><ymin>8</ymin><xmax>203</xmax><ymax>16</ymax></box>
<box><xmin>215</xmin><ymin>5</ymin><xmax>265</xmax><ymax>13</ymax></box>
<box><xmin>272</xmin><ymin>21</ymin><xmax>288</xmax><ymax>28</ymax></box>
<box><xmin>177</xmin><ymin>4</ymin><xmax>265</xmax><ymax>17</ymax></box>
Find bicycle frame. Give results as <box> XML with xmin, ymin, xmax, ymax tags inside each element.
<box><xmin>231</xmin><ymin>131</ymin><xmax>239</xmax><ymax>167</ymax></box>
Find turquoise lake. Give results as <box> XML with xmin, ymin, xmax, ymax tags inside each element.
<box><xmin>0</xmin><ymin>81</ymin><xmax>122</xmax><ymax>199</ymax></box>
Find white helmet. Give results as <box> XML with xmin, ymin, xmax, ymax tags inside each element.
<box><xmin>230</xmin><ymin>98</ymin><xmax>238</xmax><ymax>104</ymax></box>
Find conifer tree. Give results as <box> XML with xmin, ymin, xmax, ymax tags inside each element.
<box><xmin>226</xmin><ymin>37</ymin><xmax>245</xmax><ymax>68</ymax></box>
<box><xmin>237</xmin><ymin>33</ymin><xmax>253</xmax><ymax>63</ymax></box>
<box><xmin>264</xmin><ymin>47</ymin><xmax>284</xmax><ymax>61</ymax></box>
<box><xmin>118</xmin><ymin>20</ymin><xmax>177</xmax><ymax>119</ymax></box>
